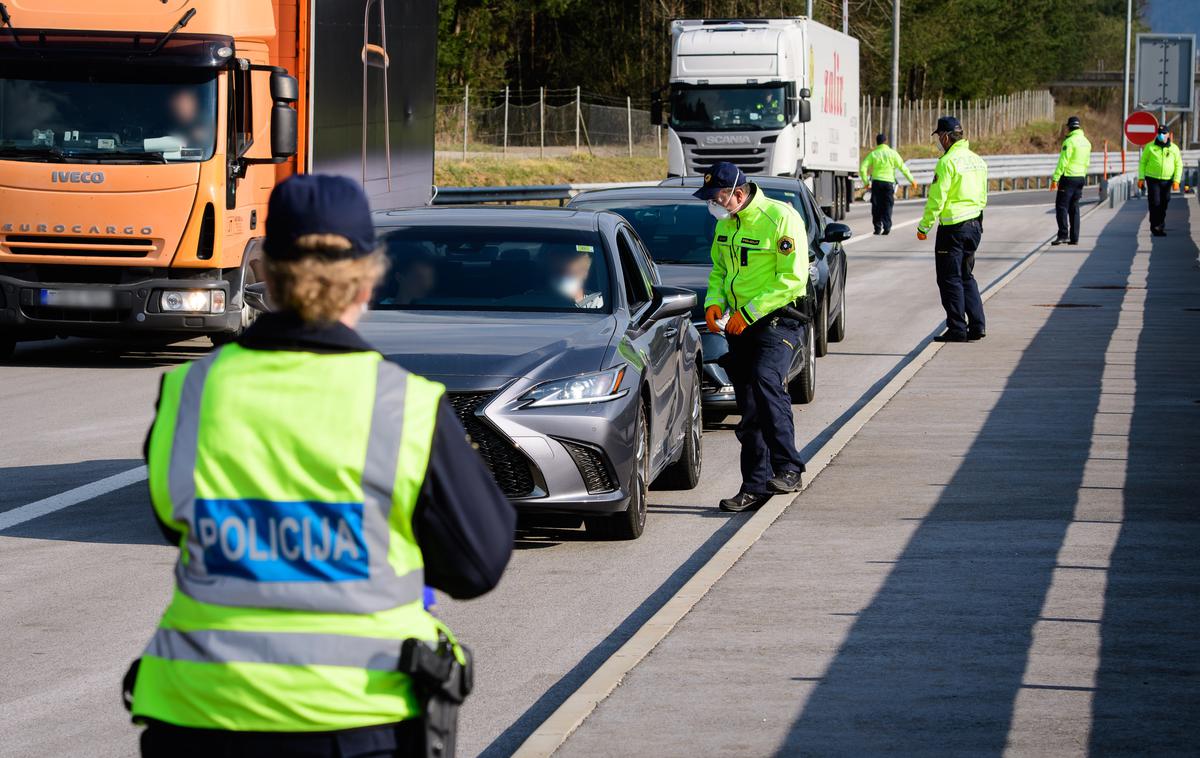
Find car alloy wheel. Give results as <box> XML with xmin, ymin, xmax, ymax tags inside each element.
<box><xmin>588</xmin><ymin>400</ymin><xmax>649</xmax><ymax>540</ymax></box>
<box><xmin>656</xmin><ymin>367</ymin><xmax>702</xmax><ymax>490</ymax></box>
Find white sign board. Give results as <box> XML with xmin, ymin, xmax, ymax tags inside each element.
<box><xmin>1135</xmin><ymin>34</ymin><xmax>1196</xmax><ymax>113</ymax></box>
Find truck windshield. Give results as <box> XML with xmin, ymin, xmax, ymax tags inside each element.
<box><xmin>669</xmin><ymin>84</ymin><xmax>788</xmax><ymax>132</ymax></box>
<box><xmin>0</xmin><ymin>64</ymin><xmax>217</xmax><ymax>163</ymax></box>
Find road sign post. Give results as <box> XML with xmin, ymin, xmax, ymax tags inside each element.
<box><xmin>1124</xmin><ymin>111</ymin><xmax>1159</xmax><ymax>147</ymax></box>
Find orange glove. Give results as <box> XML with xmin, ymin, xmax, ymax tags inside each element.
<box><xmin>1050</xmin><ymin>181</ymin><xmax>1058</xmax><ymax>190</ymax></box>
<box><xmin>726</xmin><ymin>311</ymin><xmax>749</xmax><ymax>336</ymax></box>
<box><xmin>917</xmin><ymin>231</ymin><xmax>928</xmax><ymax>241</ymax></box>
<box><xmin>704</xmin><ymin>305</ymin><xmax>723</xmax><ymax>334</ymax></box>
<box><xmin>1173</xmin><ymin>182</ymin><xmax>1180</xmax><ymax>191</ymax></box>
<box><xmin>1137</xmin><ymin>179</ymin><xmax>1145</xmax><ymax>190</ymax></box>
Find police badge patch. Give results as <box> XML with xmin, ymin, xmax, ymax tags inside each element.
<box><xmin>778</xmin><ymin>236</ymin><xmax>795</xmax><ymax>253</ymax></box>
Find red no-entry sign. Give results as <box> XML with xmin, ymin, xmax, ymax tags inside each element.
<box><xmin>1124</xmin><ymin>111</ymin><xmax>1159</xmax><ymax>146</ymax></box>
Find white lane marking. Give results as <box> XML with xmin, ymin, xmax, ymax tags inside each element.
<box><xmin>0</xmin><ymin>466</ymin><xmax>147</xmax><ymax>532</ymax></box>
<box><xmin>843</xmin><ymin>217</ymin><xmax>920</xmax><ymax>246</ymax></box>
<box><xmin>513</xmin><ymin>198</ymin><xmax>1115</xmax><ymax>758</ymax></box>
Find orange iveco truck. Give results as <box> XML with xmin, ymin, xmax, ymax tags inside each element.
<box><xmin>0</xmin><ymin>0</ymin><xmax>436</xmax><ymax>357</ymax></box>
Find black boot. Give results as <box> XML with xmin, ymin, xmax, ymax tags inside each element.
<box><xmin>767</xmin><ymin>470</ymin><xmax>804</xmax><ymax>493</ymax></box>
<box><xmin>719</xmin><ymin>491</ymin><xmax>773</xmax><ymax>513</ymax></box>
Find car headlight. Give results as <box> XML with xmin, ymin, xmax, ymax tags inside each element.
<box><xmin>521</xmin><ymin>366</ymin><xmax>627</xmax><ymax>408</ymax></box>
<box><xmin>160</xmin><ymin>289</ymin><xmax>226</xmax><ymax>314</ymax></box>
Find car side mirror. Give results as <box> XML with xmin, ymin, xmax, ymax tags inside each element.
<box><xmin>823</xmin><ymin>222</ymin><xmax>852</xmax><ymax>243</ymax></box>
<box><xmin>244</xmin><ymin>281</ymin><xmax>272</xmax><ymax>313</ymax></box>
<box><xmin>647</xmin><ymin>285</ymin><xmax>696</xmax><ymax>322</ymax></box>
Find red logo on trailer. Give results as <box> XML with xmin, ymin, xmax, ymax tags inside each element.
<box><xmin>1124</xmin><ymin>111</ymin><xmax>1158</xmax><ymax>146</ymax></box>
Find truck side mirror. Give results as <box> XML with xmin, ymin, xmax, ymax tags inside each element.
<box><xmin>270</xmin><ymin>72</ymin><xmax>299</xmax><ymax>159</ymax></box>
<box><xmin>797</xmin><ymin>98</ymin><xmax>812</xmax><ymax>124</ymax></box>
<box><xmin>650</xmin><ymin>90</ymin><xmax>664</xmax><ymax>126</ymax></box>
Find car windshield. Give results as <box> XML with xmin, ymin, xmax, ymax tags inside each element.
<box><xmin>574</xmin><ymin>187</ymin><xmax>811</xmax><ymax>265</ymax></box>
<box><xmin>669</xmin><ymin>84</ymin><xmax>788</xmax><ymax>132</ymax></box>
<box><xmin>374</xmin><ymin>226</ymin><xmax>612</xmax><ymax>313</ymax></box>
<box><xmin>0</xmin><ymin>63</ymin><xmax>217</xmax><ymax>163</ymax></box>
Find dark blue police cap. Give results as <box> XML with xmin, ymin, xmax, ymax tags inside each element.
<box><xmin>932</xmin><ymin>115</ymin><xmax>961</xmax><ymax>135</ymax></box>
<box><xmin>1157</xmin><ymin>124</ymin><xmax>1170</xmax><ymax>134</ymax></box>
<box><xmin>693</xmin><ymin>161</ymin><xmax>748</xmax><ymax>200</ymax></box>
<box><xmin>264</xmin><ymin>174</ymin><xmax>377</xmax><ymax>260</ymax></box>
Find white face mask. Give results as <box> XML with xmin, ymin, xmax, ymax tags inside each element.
<box><xmin>554</xmin><ymin>275</ymin><xmax>583</xmax><ymax>300</ymax></box>
<box><xmin>707</xmin><ymin>201</ymin><xmax>731</xmax><ymax>220</ymax></box>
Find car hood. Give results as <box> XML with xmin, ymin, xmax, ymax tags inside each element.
<box><xmin>656</xmin><ymin>264</ymin><xmax>711</xmax><ymax>321</ymax></box>
<box><xmin>358</xmin><ymin>310</ymin><xmax>619</xmax><ymax>391</ymax></box>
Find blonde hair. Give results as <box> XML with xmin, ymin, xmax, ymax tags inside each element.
<box><xmin>264</xmin><ymin>234</ymin><xmax>386</xmax><ymax>324</ymax></box>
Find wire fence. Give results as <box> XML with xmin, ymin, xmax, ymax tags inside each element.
<box><xmin>437</xmin><ymin>87</ymin><xmax>662</xmax><ymax>158</ymax></box>
<box><xmin>859</xmin><ymin>90</ymin><xmax>1056</xmax><ymax>149</ymax></box>
<box><xmin>436</xmin><ymin>87</ymin><xmax>1058</xmax><ymax>159</ymax></box>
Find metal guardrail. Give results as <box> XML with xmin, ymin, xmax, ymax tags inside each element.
<box><xmin>433</xmin><ymin>151</ymin><xmax>1200</xmax><ymax>205</ymax></box>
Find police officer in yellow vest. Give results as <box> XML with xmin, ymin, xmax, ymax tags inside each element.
<box><xmin>1051</xmin><ymin>115</ymin><xmax>1091</xmax><ymax>246</ymax></box>
<box><xmin>1138</xmin><ymin>124</ymin><xmax>1184</xmax><ymax>237</ymax></box>
<box><xmin>917</xmin><ymin>116</ymin><xmax>988</xmax><ymax>343</ymax></box>
<box><xmin>860</xmin><ymin>132</ymin><xmax>916</xmax><ymax>235</ymax></box>
<box><xmin>698</xmin><ymin>162</ymin><xmax>809</xmax><ymax>513</ymax></box>
<box><xmin>126</xmin><ymin>174</ymin><xmax>516</xmax><ymax>757</ymax></box>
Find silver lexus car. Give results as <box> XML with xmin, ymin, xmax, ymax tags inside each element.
<box><xmin>360</xmin><ymin>207</ymin><xmax>703</xmax><ymax>540</ymax></box>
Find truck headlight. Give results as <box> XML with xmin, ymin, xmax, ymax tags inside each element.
<box><xmin>160</xmin><ymin>289</ymin><xmax>226</xmax><ymax>314</ymax></box>
<box><xmin>521</xmin><ymin>366</ymin><xmax>627</xmax><ymax>408</ymax></box>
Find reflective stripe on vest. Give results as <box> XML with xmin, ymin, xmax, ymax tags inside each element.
<box><xmin>145</xmin><ymin>627</ymin><xmax>406</xmax><ymax>671</ymax></box>
<box><xmin>168</xmin><ymin>349</ymin><xmax>423</xmax><ymax>614</ymax></box>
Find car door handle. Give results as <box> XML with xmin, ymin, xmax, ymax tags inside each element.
<box><xmin>663</xmin><ymin>326</ymin><xmax>679</xmax><ymax>339</ymax></box>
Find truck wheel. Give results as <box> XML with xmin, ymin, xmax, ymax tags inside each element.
<box><xmin>814</xmin><ymin>292</ymin><xmax>830</xmax><ymax>357</ymax></box>
<box><xmin>210</xmin><ymin>276</ymin><xmax>260</xmax><ymax>347</ymax></box>
<box><xmin>789</xmin><ymin>321</ymin><xmax>816</xmax><ymax>404</ymax></box>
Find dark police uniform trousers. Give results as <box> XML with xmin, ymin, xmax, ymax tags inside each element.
<box><xmin>871</xmin><ymin>180</ymin><xmax>895</xmax><ymax>233</ymax></box>
<box><xmin>1146</xmin><ymin>178</ymin><xmax>1172</xmax><ymax>232</ymax></box>
<box><xmin>934</xmin><ymin>216</ymin><xmax>986</xmax><ymax>337</ymax></box>
<box><xmin>1055</xmin><ymin>175</ymin><xmax>1085</xmax><ymax>243</ymax></box>
<box><xmin>723</xmin><ymin>313</ymin><xmax>806</xmax><ymax>493</ymax></box>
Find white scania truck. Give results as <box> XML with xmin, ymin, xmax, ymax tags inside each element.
<box><xmin>655</xmin><ymin>18</ymin><xmax>860</xmax><ymax>219</ymax></box>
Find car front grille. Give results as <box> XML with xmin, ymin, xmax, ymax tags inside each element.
<box><xmin>446</xmin><ymin>392</ymin><xmax>536</xmax><ymax>498</ymax></box>
<box><xmin>558</xmin><ymin>439</ymin><xmax>617</xmax><ymax>494</ymax></box>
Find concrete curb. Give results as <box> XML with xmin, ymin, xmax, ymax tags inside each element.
<box><xmin>510</xmin><ymin>199</ymin><xmax>1113</xmax><ymax>758</ymax></box>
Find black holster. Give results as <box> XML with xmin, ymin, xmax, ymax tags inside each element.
<box><xmin>400</xmin><ymin>636</ymin><xmax>473</xmax><ymax>758</ymax></box>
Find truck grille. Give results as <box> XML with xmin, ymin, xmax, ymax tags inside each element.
<box><xmin>446</xmin><ymin>392</ymin><xmax>536</xmax><ymax>498</ymax></box>
<box><xmin>2</xmin><ymin>234</ymin><xmax>157</xmax><ymax>258</ymax></box>
<box><xmin>686</xmin><ymin>146</ymin><xmax>768</xmax><ymax>174</ymax></box>
<box><xmin>559</xmin><ymin>439</ymin><xmax>617</xmax><ymax>494</ymax></box>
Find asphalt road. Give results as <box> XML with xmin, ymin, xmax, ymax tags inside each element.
<box><xmin>0</xmin><ymin>188</ymin><xmax>1095</xmax><ymax>757</ymax></box>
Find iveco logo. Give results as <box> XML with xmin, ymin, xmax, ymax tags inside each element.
<box><xmin>50</xmin><ymin>171</ymin><xmax>105</xmax><ymax>184</ymax></box>
<box><xmin>705</xmin><ymin>135</ymin><xmax>752</xmax><ymax>145</ymax></box>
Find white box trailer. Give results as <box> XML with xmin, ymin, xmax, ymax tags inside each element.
<box><xmin>657</xmin><ymin>18</ymin><xmax>860</xmax><ymax>218</ymax></box>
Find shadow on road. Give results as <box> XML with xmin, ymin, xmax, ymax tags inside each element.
<box><xmin>776</xmin><ymin>201</ymin><xmax>1146</xmax><ymax>755</ymax></box>
<box><xmin>5</xmin><ymin>337</ymin><xmax>206</xmax><ymax>369</ymax></box>
<box><xmin>1089</xmin><ymin>201</ymin><xmax>1200</xmax><ymax>753</ymax></box>
<box><xmin>0</xmin><ymin>459</ymin><xmax>164</xmax><ymax>546</ymax></box>
<box><xmin>478</xmin><ymin>513</ymin><xmax>747</xmax><ymax>758</ymax></box>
